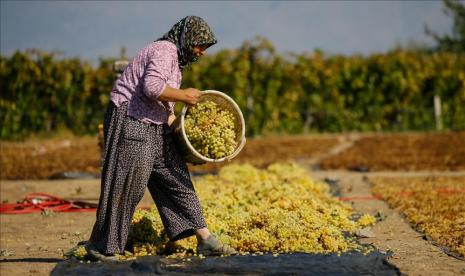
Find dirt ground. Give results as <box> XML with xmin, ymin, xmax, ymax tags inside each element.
<box><xmin>1</xmin><ymin>134</ymin><xmax>465</xmax><ymax>275</ymax></box>
<box><xmin>0</xmin><ymin>179</ymin><xmax>157</xmax><ymax>276</ymax></box>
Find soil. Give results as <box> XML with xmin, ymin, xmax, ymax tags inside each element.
<box><xmin>0</xmin><ymin>179</ymin><xmax>156</xmax><ymax>276</ymax></box>
<box><xmin>1</xmin><ymin>133</ymin><xmax>465</xmax><ymax>275</ymax></box>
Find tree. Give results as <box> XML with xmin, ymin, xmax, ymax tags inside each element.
<box><xmin>425</xmin><ymin>0</ymin><xmax>465</xmax><ymax>52</ymax></box>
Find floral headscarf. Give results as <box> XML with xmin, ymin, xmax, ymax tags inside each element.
<box><xmin>157</xmin><ymin>16</ymin><xmax>217</xmax><ymax>69</ymax></box>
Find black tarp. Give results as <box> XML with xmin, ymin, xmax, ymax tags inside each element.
<box><xmin>52</xmin><ymin>250</ymin><xmax>402</xmax><ymax>275</ymax></box>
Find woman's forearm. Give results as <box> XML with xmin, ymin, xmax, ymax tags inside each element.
<box><xmin>159</xmin><ymin>86</ymin><xmax>203</xmax><ymax>106</ymax></box>
<box><xmin>158</xmin><ymin>85</ymin><xmax>186</xmax><ymax>102</ymax></box>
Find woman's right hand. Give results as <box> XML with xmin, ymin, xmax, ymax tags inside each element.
<box><xmin>158</xmin><ymin>86</ymin><xmax>202</xmax><ymax>105</ymax></box>
<box><xmin>182</xmin><ymin>88</ymin><xmax>203</xmax><ymax>106</ymax></box>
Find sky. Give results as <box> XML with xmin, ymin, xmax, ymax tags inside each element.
<box><xmin>0</xmin><ymin>1</ymin><xmax>454</xmax><ymax>63</ymax></box>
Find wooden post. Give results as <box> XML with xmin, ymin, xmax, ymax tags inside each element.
<box><xmin>434</xmin><ymin>95</ymin><xmax>442</xmax><ymax>131</ymax></box>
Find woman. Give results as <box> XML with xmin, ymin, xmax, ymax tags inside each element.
<box><xmin>86</xmin><ymin>16</ymin><xmax>237</xmax><ymax>261</ymax></box>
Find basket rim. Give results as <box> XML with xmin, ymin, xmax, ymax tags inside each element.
<box><xmin>180</xmin><ymin>90</ymin><xmax>246</xmax><ymax>163</ymax></box>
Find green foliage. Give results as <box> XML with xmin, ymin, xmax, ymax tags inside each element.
<box><xmin>0</xmin><ymin>50</ymin><xmax>115</xmax><ymax>140</ymax></box>
<box><xmin>426</xmin><ymin>0</ymin><xmax>465</xmax><ymax>53</ymax></box>
<box><xmin>1</xmin><ymin>38</ymin><xmax>464</xmax><ymax>140</ymax></box>
<box><xmin>183</xmin><ymin>37</ymin><xmax>465</xmax><ymax>135</ymax></box>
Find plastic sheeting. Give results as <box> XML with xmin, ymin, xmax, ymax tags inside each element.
<box><xmin>52</xmin><ymin>250</ymin><xmax>401</xmax><ymax>275</ymax></box>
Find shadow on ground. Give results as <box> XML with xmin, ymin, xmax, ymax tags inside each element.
<box><xmin>0</xmin><ymin>258</ymin><xmax>63</xmax><ymax>263</ymax></box>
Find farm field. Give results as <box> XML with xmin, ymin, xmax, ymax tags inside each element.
<box><xmin>1</xmin><ymin>131</ymin><xmax>465</xmax><ymax>275</ymax></box>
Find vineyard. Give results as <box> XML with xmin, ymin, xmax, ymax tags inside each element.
<box><xmin>1</xmin><ymin>38</ymin><xmax>465</xmax><ymax>140</ymax></box>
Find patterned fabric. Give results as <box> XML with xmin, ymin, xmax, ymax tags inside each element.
<box><xmin>157</xmin><ymin>15</ymin><xmax>217</xmax><ymax>69</ymax></box>
<box><xmin>89</xmin><ymin>102</ymin><xmax>207</xmax><ymax>254</ymax></box>
<box><xmin>110</xmin><ymin>40</ymin><xmax>181</xmax><ymax>125</ymax></box>
<box><xmin>110</xmin><ymin>16</ymin><xmax>217</xmax><ymax>124</ymax></box>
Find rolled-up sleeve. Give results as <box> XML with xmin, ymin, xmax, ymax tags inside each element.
<box><xmin>142</xmin><ymin>59</ymin><xmax>173</xmax><ymax>100</ymax></box>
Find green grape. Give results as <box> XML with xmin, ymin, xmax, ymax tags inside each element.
<box><xmin>122</xmin><ymin>163</ymin><xmax>376</xmax><ymax>260</ymax></box>
<box><xmin>184</xmin><ymin>101</ymin><xmax>238</xmax><ymax>159</ymax></box>
<box><xmin>73</xmin><ymin>246</ymin><xmax>87</xmax><ymax>259</ymax></box>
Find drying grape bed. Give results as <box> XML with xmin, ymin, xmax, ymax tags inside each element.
<box><xmin>0</xmin><ymin>136</ymin><xmax>101</xmax><ymax>180</ymax></box>
<box><xmin>2</xmin><ymin>131</ymin><xmax>464</xmax><ymax>180</ymax></box>
<box><xmin>0</xmin><ymin>135</ymin><xmax>339</xmax><ymax>179</ymax></box>
<box><xmin>69</xmin><ymin>163</ymin><xmax>376</xmax><ymax>260</ymax></box>
<box><xmin>371</xmin><ymin>176</ymin><xmax>465</xmax><ymax>259</ymax></box>
<box><xmin>319</xmin><ymin>131</ymin><xmax>465</xmax><ymax>171</ymax></box>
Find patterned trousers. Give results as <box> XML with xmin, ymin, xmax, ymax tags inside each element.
<box><xmin>89</xmin><ymin>102</ymin><xmax>206</xmax><ymax>254</ymax></box>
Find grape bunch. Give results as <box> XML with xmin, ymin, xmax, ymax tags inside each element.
<box><xmin>184</xmin><ymin>100</ymin><xmax>237</xmax><ymax>159</ymax></box>
<box><xmin>122</xmin><ymin>163</ymin><xmax>376</xmax><ymax>259</ymax></box>
<box><xmin>72</xmin><ymin>245</ymin><xmax>88</xmax><ymax>260</ymax></box>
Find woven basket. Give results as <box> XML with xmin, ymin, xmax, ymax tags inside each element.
<box><xmin>173</xmin><ymin>90</ymin><xmax>246</xmax><ymax>165</ymax></box>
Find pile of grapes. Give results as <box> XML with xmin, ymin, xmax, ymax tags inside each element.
<box><xmin>184</xmin><ymin>101</ymin><xmax>237</xmax><ymax>159</ymax></box>
<box><xmin>122</xmin><ymin>163</ymin><xmax>376</xmax><ymax>258</ymax></box>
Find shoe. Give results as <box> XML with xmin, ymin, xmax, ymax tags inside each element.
<box><xmin>85</xmin><ymin>243</ymin><xmax>120</xmax><ymax>262</ymax></box>
<box><xmin>197</xmin><ymin>235</ymin><xmax>237</xmax><ymax>256</ymax></box>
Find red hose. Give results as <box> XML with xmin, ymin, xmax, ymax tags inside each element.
<box><xmin>2</xmin><ymin>188</ymin><xmax>463</xmax><ymax>214</ymax></box>
<box><xmin>0</xmin><ymin>192</ymin><xmax>97</xmax><ymax>214</ymax></box>
<box><xmin>0</xmin><ymin>192</ymin><xmax>154</xmax><ymax>214</ymax></box>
